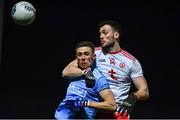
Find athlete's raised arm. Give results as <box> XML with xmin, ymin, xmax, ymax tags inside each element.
<box><xmin>62</xmin><ymin>59</ymin><xmax>83</xmax><ymax>79</ymax></box>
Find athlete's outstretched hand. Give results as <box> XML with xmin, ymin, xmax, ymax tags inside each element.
<box><xmin>116</xmin><ymin>93</ymin><xmax>137</xmax><ymax>116</ymax></box>
<box><xmin>82</xmin><ymin>68</ymin><xmax>95</xmax><ymax>88</ymax></box>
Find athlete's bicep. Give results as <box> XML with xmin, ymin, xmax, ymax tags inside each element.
<box><xmin>132</xmin><ymin>76</ymin><xmax>147</xmax><ymax>90</ymax></box>
<box><xmin>88</xmin><ymin>88</ymin><xmax>116</xmax><ymax>111</ymax></box>
<box><xmin>132</xmin><ymin>76</ymin><xmax>149</xmax><ymax>100</ymax></box>
<box><xmin>99</xmin><ymin>89</ymin><xmax>116</xmax><ymax>108</ymax></box>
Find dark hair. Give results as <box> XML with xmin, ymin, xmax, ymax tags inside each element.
<box><xmin>75</xmin><ymin>41</ymin><xmax>95</xmax><ymax>53</ymax></box>
<box><xmin>98</xmin><ymin>20</ymin><xmax>122</xmax><ymax>34</ymax></box>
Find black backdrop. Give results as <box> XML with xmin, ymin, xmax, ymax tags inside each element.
<box><xmin>1</xmin><ymin>0</ymin><xmax>180</xmax><ymax>118</ymax></box>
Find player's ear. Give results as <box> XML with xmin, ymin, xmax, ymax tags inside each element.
<box><xmin>114</xmin><ymin>32</ymin><xmax>120</xmax><ymax>39</ymax></box>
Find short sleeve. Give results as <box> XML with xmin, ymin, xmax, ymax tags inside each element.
<box><xmin>130</xmin><ymin>59</ymin><xmax>143</xmax><ymax>79</ymax></box>
<box><xmin>95</xmin><ymin>77</ymin><xmax>110</xmax><ymax>93</ymax></box>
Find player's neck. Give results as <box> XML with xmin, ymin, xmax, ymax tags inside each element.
<box><xmin>108</xmin><ymin>42</ymin><xmax>121</xmax><ymax>52</ymax></box>
<box><xmin>102</xmin><ymin>43</ymin><xmax>121</xmax><ymax>54</ymax></box>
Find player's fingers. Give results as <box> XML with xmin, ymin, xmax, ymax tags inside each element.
<box><xmin>125</xmin><ymin>108</ymin><xmax>130</xmax><ymax>117</ymax></box>
<box><xmin>120</xmin><ymin>107</ymin><xmax>126</xmax><ymax>115</ymax></box>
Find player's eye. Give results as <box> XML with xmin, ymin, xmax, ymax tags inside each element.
<box><xmin>84</xmin><ymin>52</ymin><xmax>90</xmax><ymax>56</ymax></box>
<box><xmin>76</xmin><ymin>53</ymin><xmax>82</xmax><ymax>56</ymax></box>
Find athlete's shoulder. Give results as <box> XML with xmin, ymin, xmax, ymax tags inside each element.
<box><xmin>93</xmin><ymin>68</ymin><xmax>105</xmax><ymax>79</ymax></box>
<box><xmin>120</xmin><ymin>49</ymin><xmax>136</xmax><ymax>61</ymax></box>
<box><xmin>95</xmin><ymin>46</ymin><xmax>103</xmax><ymax>56</ymax></box>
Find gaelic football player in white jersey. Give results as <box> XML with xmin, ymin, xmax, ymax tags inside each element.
<box><xmin>62</xmin><ymin>20</ymin><xmax>149</xmax><ymax>119</ymax></box>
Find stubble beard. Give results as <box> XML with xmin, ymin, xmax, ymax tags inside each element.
<box><xmin>102</xmin><ymin>39</ymin><xmax>115</xmax><ymax>53</ymax></box>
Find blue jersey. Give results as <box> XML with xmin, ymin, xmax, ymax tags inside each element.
<box><xmin>55</xmin><ymin>67</ymin><xmax>109</xmax><ymax>119</ymax></box>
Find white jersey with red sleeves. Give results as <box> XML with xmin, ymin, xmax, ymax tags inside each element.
<box><xmin>95</xmin><ymin>47</ymin><xmax>143</xmax><ymax>103</ymax></box>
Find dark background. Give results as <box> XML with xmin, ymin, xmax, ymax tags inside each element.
<box><xmin>1</xmin><ymin>0</ymin><xmax>180</xmax><ymax>118</ymax></box>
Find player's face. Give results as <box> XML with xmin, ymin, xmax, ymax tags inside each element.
<box><xmin>76</xmin><ymin>47</ymin><xmax>95</xmax><ymax>70</ymax></box>
<box><xmin>99</xmin><ymin>25</ymin><xmax>116</xmax><ymax>48</ymax></box>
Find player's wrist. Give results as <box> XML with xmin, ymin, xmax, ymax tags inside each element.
<box><xmin>83</xmin><ymin>100</ymin><xmax>89</xmax><ymax>107</ymax></box>
<box><xmin>87</xmin><ymin>101</ymin><xmax>90</xmax><ymax>107</ymax></box>
<box><xmin>130</xmin><ymin>92</ymin><xmax>137</xmax><ymax>102</ymax></box>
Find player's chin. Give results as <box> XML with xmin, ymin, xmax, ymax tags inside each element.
<box><xmin>100</xmin><ymin>42</ymin><xmax>105</xmax><ymax>46</ymax></box>
<box><xmin>101</xmin><ymin>42</ymin><xmax>109</xmax><ymax>48</ymax></box>
<box><xmin>79</xmin><ymin>64</ymin><xmax>89</xmax><ymax>70</ymax></box>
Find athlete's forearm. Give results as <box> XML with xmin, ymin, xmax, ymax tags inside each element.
<box><xmin>133</xmin><ymin>88</ymin><xmax>149</xmax><ymax>101</ymax></box>
<box><xmin>132</xmin><ymin>76</ymin><xmax>149</xmax><ymax>101</ymax></box>
<box><xmin>62</xmin><ymin>60</ymin><xmax>83</xmax><ymax>79</ymax></box>
<box><xmin>88</xmin><ymin>101</ymin><xmax>116</xmax><ymax>112</ymax></box>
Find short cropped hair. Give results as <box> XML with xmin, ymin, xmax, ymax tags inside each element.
<box><xmin>98</xmin><ymin>20</ymin><xmax>122</xmax><ymax>35</ymax></box>
<box><xmin>75</xmin><ymin>41</ymin><xmax>95</xmax><ymax>54</ymax></box>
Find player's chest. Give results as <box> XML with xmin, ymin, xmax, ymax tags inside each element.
<box><xmin>96</xmin><ymin>55</ymin><xmax>127</xmax><ymax>69</ymax></box>
<box><xmin>96</xmin><ymin>55</ymin><xmax>130</xmax><ymax>80</ymax></box>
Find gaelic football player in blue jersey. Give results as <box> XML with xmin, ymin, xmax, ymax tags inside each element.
<box><xmin>55</xmin><ymin>41</ymin><xmax>116</xmax><ymax>119</ymax></box>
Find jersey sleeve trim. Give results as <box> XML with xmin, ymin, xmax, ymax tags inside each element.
<box><xmin>121</xmin><ymin>49</ymin><xmax>135</xmax><ymax>61</ymax></box>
